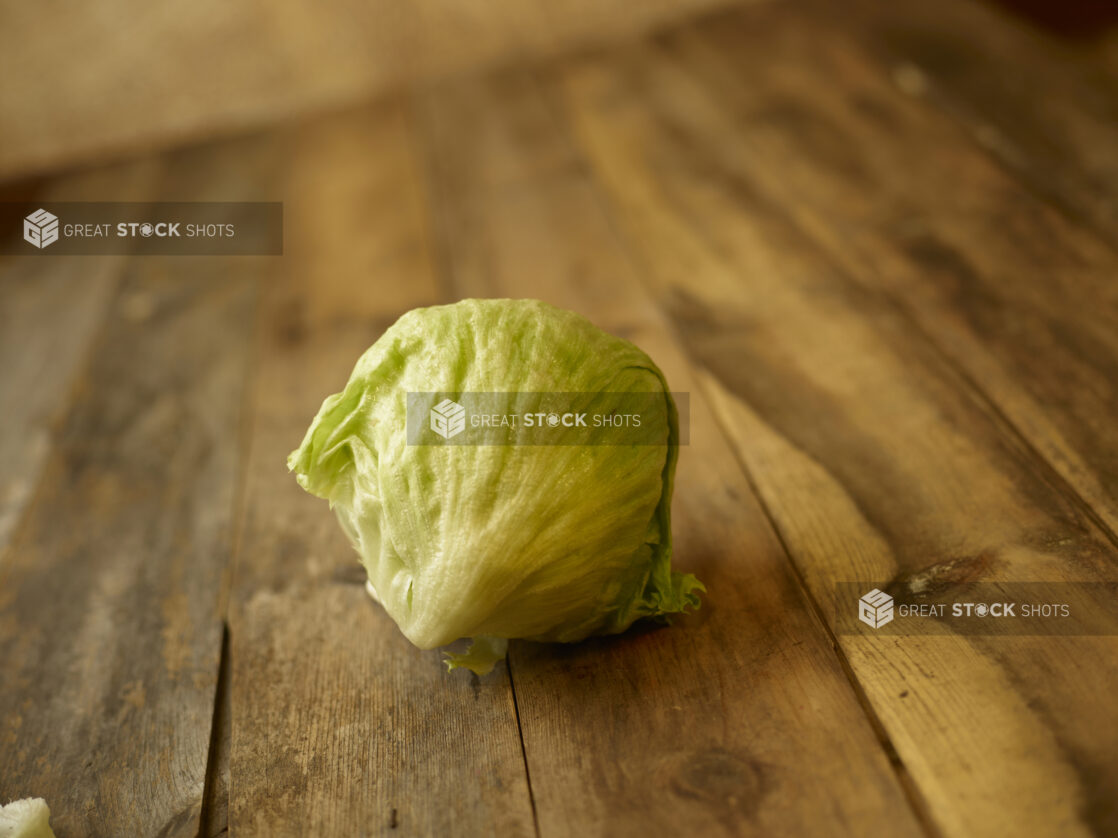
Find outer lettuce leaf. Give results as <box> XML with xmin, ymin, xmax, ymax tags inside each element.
<box><xmin>288</xmin><ymin>299</ymin><xmax>703</xmax><ymax>674</ymax></box>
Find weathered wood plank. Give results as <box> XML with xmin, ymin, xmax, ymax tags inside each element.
<box><xmin>227</xmin><ymin>102</ymin><xmax>537</xmax><ymax>837</ymax></box>
<box><xmin>0</xmin><ymin>161</ymin><xmax>159</xmax><ymax>556</ymax></box>
<box><xmin>415</xmin><ymin>70</ymin><xmax>929</xmax><ymax>838</ymax></box>
<box><xmin>0</xmin><ymin>0</ymin><xmax>739</xmax><ymax>183</ymax></box>
<box><xmin>815</xmin><ymin>0</ymin><xmax>1118</xmax><ymax>239</ymax></box>
<box><xmin>552</xmin><ymin>32</ymin><xmax>1118</xmax><ymax>837</ymax></box>
<box><xmin>0</xmin><ymin>167</ymin><xmax>258</xmax><ymax>836</ymax></box>
<box><xmin>594</xmin><ymin>5</ymin><xmax>1118</xmax><ymax>540</ymax></box>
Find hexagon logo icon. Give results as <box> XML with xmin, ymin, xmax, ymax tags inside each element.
<box><xmin>24</xmin><ymin>208</ymin><xmax>60</xmax><ymax>249</ymax></box>
<box><xmin>859</xmin><ymin>588</ymin><xmax>894</xmax><ymax>629</ymax></box>
<box><xmin>430</xmin><ymin>398</ymin><xmax>466</xmax><ymax>440</ymax></box>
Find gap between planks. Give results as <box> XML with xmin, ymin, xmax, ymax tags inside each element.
<box><xmin>846</xmin><ymin>281</ymin><xmax>1118</xmax><ymax>558</ymax></box>
<box><xmin>544</xmin><ymin>17</ymin><xmax>1118</xmax><ymax>833</ymax></box>
<box><xmin>770</xmin><ymin>0</ymin><xmax>1118</xmax><ymax>553</ymax></box>
<box><xmin>196</xmin><ymin>218</ymin><xmax>267</xmax><ymax>838</ymax></box>
<box><xmin>506</xmin><ymin>662</ymin><xmax>542</xmax><ymax>838</ymax></box>
<box><xmin>402</xmin><ymin>95</ymin><xmax>544</xmax><ymax>838</ymax></box>
<box><xmin>523</xmin><ymin>70</ymin><xmax>942</xmax><ymax>838</ymax></box>
<box><xmin>411</xmin><ymin>67</ymin><xmax>925</xmax><ymax>838</ymax></box>
<box><xmin>198</xmin><ymin>623</ymin><xmax>232</xmax><ymax>838</ymax></box>
<box><xmin>699</xmin><ymin>371</ymin><xmax>944</xmax><ymax>838</ymax></box>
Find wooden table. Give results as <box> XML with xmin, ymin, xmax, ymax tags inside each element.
<box><xmin>2</xmin><ymin>1</ymin><xmax>1118</xmax><ymax>835</ymax></box>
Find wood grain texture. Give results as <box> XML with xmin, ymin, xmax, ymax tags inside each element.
<box><xmin>226</xmin><ymin>103</ymin><xmax>537</xmax><ymax>837</ymax></box>
<box><xmin>0</xmin><ymin>204</ymin><xmax>257</xmax><ymax>837</ymax></box>
<box><xmin>815</xmin><ymin>0</ymin><xmax>1118</xmax><ymax>239</ymax></box>
<box><xmin>415</xmin><ymin>71</ymin><xmax>928</xmax><ymax>838</ymax></box>
<box><xmin>0</xmin><ymin>0</ymin><xmax>739</xmax><ymax>183</ymax></box>
<box><xmin>4</xmin><ymin>1</ymin><xmax>1118</xmax><ymax>834</ymax></box>
<box><xmin>592</xmin><ymin>4</ymin><xmax>1118</xmax><ymax>543</ymax></box>
<box><xmin>552</xmin><ymin>30</ymin><xmax>1118</xmax><ymax>837</ymax></box>
<box><xmin>0</xmin><ymin>161</ymin><xmax>160</xmax><ymax>555</ymax></box>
